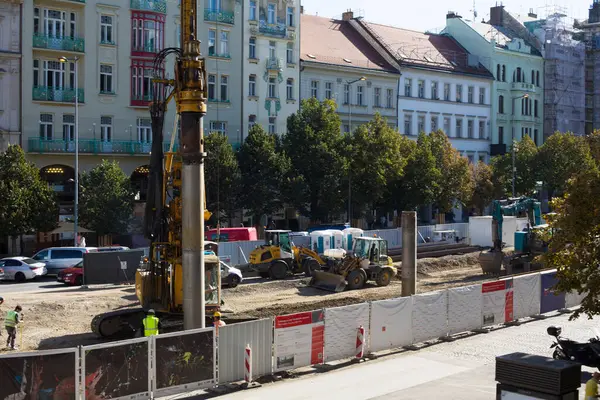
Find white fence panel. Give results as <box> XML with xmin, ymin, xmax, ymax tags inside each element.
<box><xmin>412</xmin><ymin>290</ymin><xmax>448</xmax><ymax>343</ymax></box>
<box><xmin>447</xmin><ymin>285</ymin><xmax>483</xmax><ymax>335</ymax></box>
<box><xmin>417</xmin><ymin>225</ymin><xmax>435</xmax><ymax>242</ymax></box>
<box><xmin>324</xmin><ymin>303</ymin><xmax>370</xmax><ymax>363</ymax></box>
<box><xmin>364</xmin><ymin>229</ymin><xmax>401</xmax><ymax>248</ymax></box>
<box><xmin>513</xmin><ymin>273</ymin><xmax>542</xmax><ymax>320</ymax></box>
<box><xmin>218</xmin><ymin>240</ymin><xmax>263</xmax><ymax>266</ymax></box>
<box><xmin>218</xmin><ymin>318</ymin><xmax>273</xmax><ymax>384</ymax></box>
<box><xmin>565</xmin><ymin>291</ymin><xmax>586</xmax><ymax>308</ymax></box>
<box><xmin>435</xmin><ymin>223</ymin><xmax>469</xmax><ymax>240</ymax></box>
<box><xmin>369</xmin><ymin>297</ymin><xmax>413</xmax><ymax>352</ymax></box>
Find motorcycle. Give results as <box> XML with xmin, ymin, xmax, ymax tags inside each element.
<box><xmin>547</xmin><ymin>325</ymin><xmax>600</xmax><ymax>369</ymax></box>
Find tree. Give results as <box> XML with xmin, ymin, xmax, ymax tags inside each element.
<box><xmin>79</xmin><ymin>160</ymin><xmax>134</xmax><ymax>236</ymax></box>
<box><xmin>541</xmin><ymin>168</ymin><xmax>600</xmax><ymax>319</ymax></box>
<box><xmin>204</xmin><ymin>132</ymin><xmax>240</xmax><ymax>224</ymax></box>
<box><xmin>283</xmin><ymin>98</ymin><xmax>346</xmax><ymax>222</ymax></box>
<box><xmin>490</xmin><ymin>136</ymin><xmax>539</xmax><ymax>197</ymax></box>
<box><xmin>468</xmin><ymin>161</ymin><xmax>495</xmax><ymax>215</ymax></box>
<box><xmin>585</xmin><ymin>130</ymin><xmax>600</xmax><ymax>167</ymax></box>
<box><xmin>537</xmin><ymin>132</ymin><xmax>596</xmax><ymax>197</ymax></box>
<box><xmin>347</xmin><ymin>114</ymin><xmax>407</xmax><ymax>218</ymax></box>
<box><xmin>0</xmin><ymin>145</ymin><xmax>58</xmax><ymax>252</ymax></box>
<box><xmin>238</xmin><ymin>124</ymin><xmax>289</xmax><ymax>225</ymax></box>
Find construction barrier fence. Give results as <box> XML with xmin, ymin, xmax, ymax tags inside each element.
<box><xmin>3</xmin><ymin>269</ymin><xmax>586</xmax><ymax>398</ymax></box>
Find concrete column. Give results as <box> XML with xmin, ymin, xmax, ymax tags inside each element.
<box><xmin>401</xmin><ymin>211</ymin><xmax>417</xmax><ymax>296</ymax></box>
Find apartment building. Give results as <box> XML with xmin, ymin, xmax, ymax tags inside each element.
<box><xmin>0</xmin><ymin>0</ymin><xmax>21</xmax><ymax>152</ymax></box>
<box><xmin>444</xmin><ymin>7</ymin><xmax>545</xmax><ymax>156</ymax></box>
<box><xmin>299</xmin><ymin>14</ymin><xmax>399</xmax><ymax>133</ymax></box>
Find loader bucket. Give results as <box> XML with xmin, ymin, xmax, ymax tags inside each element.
<box><xmin>479</xmin><ymin>250</ymin><xmax>503</xmax><ymax>275</ymax></box>
<box><xmin>309</xmin><ymin>271</ymin><xmax>347</xmax><ymax>292</ymax></box>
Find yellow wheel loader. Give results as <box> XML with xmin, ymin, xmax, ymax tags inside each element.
<box><xmin>309</xmin><ymin>237</ymin><xmax>396</xmax><ymax>292</ymax></box>
<box><xmin>244</xmin><ymin>230</ymin><xmax>327</xmax><ymax>280</ymax></box>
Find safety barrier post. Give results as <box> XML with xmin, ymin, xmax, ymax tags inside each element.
<box><xmin>356</xmin><ymin>325</ymin><xmax>365</xmax><ymax>359</ymax></box>
<box><xmin>244</xmin><ymin>344</ymin><xmax>252</xmax><ymax>384</ymax></box>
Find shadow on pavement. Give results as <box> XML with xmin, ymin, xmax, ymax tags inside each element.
<box><xmin>38</xmin><ymin>332</ymin><xmax>103</xmax><ymax>350</ymax></box>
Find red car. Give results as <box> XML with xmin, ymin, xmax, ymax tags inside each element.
<box><xmin>58</xmin><ymin>260</ymin><xmax>84</xmax><ymax>285</ymax></box>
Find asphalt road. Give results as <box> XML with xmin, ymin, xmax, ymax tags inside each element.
<box><xmin>165</xmin><ymin>310</ymin><xmax>599</xmax><ymax>400</ymax></box>
<box><xmin>0</xmin><ymin>276</ymin><xmax>69</xmax><ymax>294</ymax></box>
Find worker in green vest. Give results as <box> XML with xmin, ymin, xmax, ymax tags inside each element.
<box><xmin>142</xmin><ymin>309</ymin><xmax>160</xmax><ymax>337</ymax></box>
<box><xmin>5</xmin><ymin>305</ymin><xmax>22</xmax><ymax>350</ymax></box>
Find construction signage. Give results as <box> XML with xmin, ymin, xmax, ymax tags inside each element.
<box><xmin>482</xmin><ymin>279</ymin><xmax>514</xmax><ymax>326</ymax></box>
<box><xmin>273</xmin><ymin>310</ymin><xmax>325</xmax><ymax>372</ymax></box>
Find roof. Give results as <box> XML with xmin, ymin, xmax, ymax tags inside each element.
<box><xmin>358</xmin><ymin>20</ymin><xmax>493</xmax><ymax>78</ymax></box>
<box><xmin>300</xmin><ymin>14</ymin><xmax>396</xmax><ymax>73</ymax></box>
<box><xmin>465</xmin><ymin>20</ymin><xmax>542</xmax><ymax>56</ymax></box>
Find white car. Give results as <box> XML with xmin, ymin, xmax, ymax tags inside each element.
<box><xmin>0</xmin><ymin>257</ymin><xmax>47</xmax><ymax>282</ymax></box>
<box><xmin>220</xmin><ymin>261</ymin><xmax>243</xmax><ymax>288</ymax></box>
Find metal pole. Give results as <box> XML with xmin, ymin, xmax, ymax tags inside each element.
<box><xmin>74</xmin><ymin>59</ymin><xmax>79</xmax><ymax>247</ymax></box>
<box><xmin>348</xmin><ymin>96</ymin><xmax>352</xmax><ymax>222</ymax></box>
<box><xmin>199</xmin><ymin>121</ymin><xmax>206</xmax><ymax>329</ymax></box>
<box><xmin>512</xmin><ymin>137</ymin><xmax>516</xmax><ymax>198</ymax></box>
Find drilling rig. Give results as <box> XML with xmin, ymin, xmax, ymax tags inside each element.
<box><xmin>91</xmin><ymin>1</ymin><xmax>218</xmax><ymax>338</ymax></box>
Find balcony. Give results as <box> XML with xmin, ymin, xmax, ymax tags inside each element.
<box><xmin>130</xmin><ymin>0</ymin><xmax>167</xmax><ymax>14</ymax></box>
<box><xmin>208</xmin><ymin>48</ymin><xmax>231</xmax><ymax>58</ymax></box>
<box><xmin>204</xmin><ymin>8</ymin><xmax>235</xmax><ymax>24</ymax></box>
<box><xmin>254</xmin><ymin>18</ymin><xmax>289</xmax><ymax>38</ymax></box>
<box><xmin>131</xmin><ymin>94</ymin><xmax>153</xmax><ymax>107</ymax></box>
<box><xmin>33</xmin><ymin>86</ymin><xmax>84</xmax><ymax>103</ymax></box>
<box><xmin>33</xmin><ymin>34</ymin><xmax>85</xmax><ymax>53</ymax></box>
<box><xmin>28</xmin><ymin>138</ymin><xmax>179</xmax><ymax>155</ymax></box>
<box><xmin>132</xmin><ymin>43</ymin><xmax>159</xmax><ymax>54</ymax></box>
<box><xmin>511</xmin><ymin>82</ymin><xmax>537</xmax><ymax>93</ymax></box>
<box><xmin>266</xmin><ymin>57</ymin><xmax>283</xmax><ymax>71</ymax></box>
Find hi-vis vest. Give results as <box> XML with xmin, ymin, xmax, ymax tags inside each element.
<box><xmin>143</xmin><ymin>316</ymin><xmax>159</xmax><ymax>336</ymax></box>
<box><xmin>5</xmin><ymin>311</ymin><xmax>18</xmax><ymax>328</ymax></box>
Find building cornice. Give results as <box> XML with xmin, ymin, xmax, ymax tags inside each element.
<box><xmin>300</xmin><ymin>60</ymin><xmax>399</xmax><ymax>79</ymax></box>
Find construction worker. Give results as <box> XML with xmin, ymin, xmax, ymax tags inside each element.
<box><xmin>213</xmin><ymin>311</ymin><xmax>226</xmax><ymax>327</ymax></box>
<box><xmin>5</xmin><ymin>305</ymin><xmax>22</xmax><ymax>350</ymax></box>
<box><xmin>142</xmin><ymin>309</ymin><xmax>160</xmax><ymax>337</ymax></box>
<box><xmin>586</xmin><ymin>372</ymin><xmax>600</xmax><ymax>400</ymax></box>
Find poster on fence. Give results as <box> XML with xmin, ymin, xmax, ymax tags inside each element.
<box><xmin>540</xmin><ymin>271</ymin><xmax>565</xmax><ymax>313</ymax></box>
<box><xmin>482</xmin><ymin>279</ymin><xmax>514</xmax><ymax>326</ymax></box>
<box><xmin>82</xmin><ymin>338</ymin><xmax>150</xmax><ymax>399</ymax></box>
<box><xmin>154</xmin><ymin>329</ymin><xmax>215</xmax><ymax>393</ymax></box>
<box><xmin>274</xmin><ymin>310</ymin><xmax>325</xmax><ymax>372</ymax></box>
<box><xmin>0</xmin><ymin>349</ymin><xmax>77</xmax><ymax>400</ymax></box>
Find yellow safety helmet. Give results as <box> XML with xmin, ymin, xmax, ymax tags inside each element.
<box><xmin>213</xmin><ymin>311</ymin><xmax>221</xmax><ymax>318</ymax></box>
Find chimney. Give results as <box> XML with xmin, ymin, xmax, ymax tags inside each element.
<box><xmin>300</xmin><ymin>5</ymin><xmax>304</xmax><ymax>14</ymax></box>
<box><xmin>528</xmin><ymin>8</ymin><xmax>537</xmax><ymax>18</ymax></box>
<box><xmin>342</xmin><ymin>9</ymin><xmax>354</xmax><ymax>21</ymax></box>
<box><xmin>446</xmin><ymin>11</ymin><xmax>461</xmax><ymax>19</ymax></box>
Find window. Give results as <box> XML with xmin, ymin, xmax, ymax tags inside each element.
<box><xmin>417</xmin><ymin>115</ymin><xmax>425</xmax><ymax>133</ymax></box>
<box><xmin>44</xmin><ymin>60</ymin><xmax>65</xmax><ymax>89</ymax></box>
<box><xmin>100</xmin><ymin>116</ymin><xmax>112</xmax><ymax>142</ymax></box>
<box><xmin>418</xmin><ymin>80</ymin><xmax>424</xmax><ymax>98</ymax></box>
<box><xmin>176</xmin><ymin>24</ymin><xmax>181</xmax><ymax>48</ymax></box>
<box><xmin>248</xmin><ymin>74</ymin><xmax>256</xmax><ymax>96</ymax></box>
<box><xmin>268</xmin><ymin>77</ymin><xmax>276</xmax><ymax>98</ymax></box>
<box><xmin>344</xmin><ymin>84</ymin><xmax>350</xmax><ymax>105</ymax></box>
<box><xmin>404</xmin><ymin>79</ymin><xmax>412</xmax><ymax>97</ymax></box>
<box><xmin>479</xmin><ymin>155</ymin><xmax>486</xmax><ymax>163</ymax></box>
<box><xmin>249</xmin><ymin>37</ymin><xmax>256</xmax><ymax>59</ymax></box>
<box><xmin>248</xmin><ymin>115</ymin><xmax>256</xmax><ymax>131</ymax></box>
<box><xmin>456</xmin><ymin>118</ymin><xmax>462</xmax><ymax>137</ymax></box>
<box><xmin>310</xmin><ymin>80</ymin><xmax>319</xmax><ymax>98</ymax></box>
<box><xmin>325</xmin><ymin>82</ymin><xmax>332</xmax><ymax>99</ymax></box>
<box><xmin>208</xmin><ymin>74</ymin><xmax>216</xmax><ymax>100</ymax></box>
<box><xmin>498</xmin><ymin>95</ymin><xmax>504</xmax><ymax>113</ymax></box>
<box><xmin>536</xmin><ymin>71</ymin><xmax>540</xmax><ymax>87</ymax></box>
<box><xmin>100</xmin><ymin>64</ymin><xmax>113</xmax><ymax>93</ymax></box>
<box><xmin>220</xmin><ymin>31</ymin><xmax>229</xmax><ymax>56</ymax></box>
<box><xmin>479</xmin><ymin>120</ymin><xmax>485</xmax><ymax>139</ymax></box>
<box><xmin>431</xmin><ymin>116</ymin><xmax>438</xmax><ymax>131</ymax></box>
<box><xmin>431</xmin><ymin>81</ymin><xmax>438</xmax><ymax>99</ymax></box>
<box><xmin>269</xmin><ymin>41</ymin><xmax>276</xmax><ymax>59</ymax></box>
<box><xmin>467</xmin><ymin>119</ymin><xmax>474</xmax><ymax>138</ymax></box>
<box><xmin>69</xmin><ymin>61</ymin><xmax>75</xmax><ymax>89</ymax></box>
<box><xmin>467</xmin><ymin>86</ymin><xmax>474</xmax><ymax>103</ymax></box>
<box><xmin>100</xmin><ymin>15</ymin><xmax>113</xmax><ymax>44</ymax></box>
<box><xmin>386</xmin><ymin>88</ymin><xmax>393</xmax><ymax>108</ymax></box>
<box><xmin>444</xmin><ymin>83</ymin><xmax>450</xmax><ymax>101</ymax></box>
<box><xmin>137</xmin><ymin>118</ymin><xmax>152</xmax><ymax>143</ymax></box>
<box><xmin>286</xmin><ymin>42</ymin><xmax>294</xmax><ymax>64</ymax></box>
<box><xmin>502</xmin><ymin>65</ymin><xmax>506</xmax><ymax>81</ymax></box>
<box><xmin>479</xmin><ymin>88</ymin><xmax>485</xmax><ymax>105</ymax></box>
<box><xmin>287</xmin><ymin>78</ymin><xmax>294</xmax><ymax>100</ymax></box>
<box><xmin>356</xmin><ymin>86</ymin><xmax>364</xmax><ymax>105</ymax></box>
<box><xmin>51</xmin><ymin>249</ymin><xmax>82</xmax><ymax>259</ymax></box>
<box><xmin>132</xmin><ymin>15</ymin><xmax>164</xmax><ymax>53</ymax></box>
<box><xmin>209</xmin><ymin>121</ymin><xmax>227</xmax><ymax>134</ymax></box>
<box><xmin>534</xmin><ymin>100</ymin><xmax>539</xmax><ymax>117</ymax></box>
<box><xmin>374</xmin><ymin>87</ymin><xmax>381</xmax><ymax>107</ymax></box>
<box><xmin>534</xmin><ymin>129</ymin><xmax>539</xmax><ymax>145</ymax></box>
<box><xmin>404</xmin><ymin>114</ymin><xmax>412</xmax><ymax>135</ymax></box>
<box><xmin>39</xmin><ymin>114</ymin><xmax>53</xmax><ymax>140</ymax></box>
<box><xmin>62</xmin><ymin>114</ymin><xmax>74</xmax><ymax>142</ymax></box>
<box><xmin>249</xmin><ymin>0</ymin><xmax>257</xmax><ymax>20</ymax></box>
<box><xmin>208</xmin><ymin>29</ymin><xmax>216</xmax><ymax>56</ymax></box>
<box><xmin>267</xmin><ymin>3</ymin><xmax>276</xmax><ymax>24</ymax></box>
<box><xmin>456</xmin><ymin>85</ymin><xmax>462</xmax><ymax>102</ymax></box>
<box><xmin>343</xmin><ymin>124</ymin><xmax>350</xmax><ymax>133</ymax></box>
<box><xmin>220</xmin><ymin>75</ymin><xmax>228</xmax><ymax>102</ymax></box>
<box><xmin>33</xmin><ymin>59</ymin><xmax>39</xmax><ymax>86</ymax></box>
<box><xmin>496</xmin><ymin>64</ymin><xmax>501</xmax><ymax>81</ymax></box>
<box><xmin>498</xmin><ymin>126</ymin><xmax>504</xmax><ymax>144</ymax></box>
<box><xmin>268</xmin><ymin>117</ymin><xmax>276</xmax><ymax>134</ymax></box>
<box><xmin>515</xmin><ymin>67</ymin><xmax>522</xmax><ymax>82</ymax></box>
<box><xmin>468</xmin><ymin>155</ymin><xmax>474</xmax><ymax>164</ymax></box>
<box><xmin>443</xmin><ymin>117</ymin><xmax>450</xmax><ymax>135</ymax></box>
<box><xmin>287</xmin><ymin>6</ymin><xmax>294</xmax><ymax>27</ymax></box>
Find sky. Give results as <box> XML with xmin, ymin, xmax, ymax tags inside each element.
<box><xmin>299</xmin><ymin>0</ymin><xmax>594</xmax><ymax>32</ymax></box>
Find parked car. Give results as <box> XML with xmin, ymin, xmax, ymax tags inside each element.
<box><xmin>32</xmin><ymin>247</ymin><xmax>97</xmax><ymax>276</ymax></box>
<box><xmin>221</xmin><ymin>261</ymin><xmax>243</xmax><ymax>288</ymax></box>
<box><xmin>58</xmin><ymin>260</ymin><xmax>84</xmax><ymax>286</ymax></box>
<box><xmin>0</xmin><ymin>257</ymin><xmax>47</xmax><ymax>282</ymax></box>
<box><xmin>0</xmin><ymin>266</ymin><xmax>4</xmax><ymax>280</ymax></box>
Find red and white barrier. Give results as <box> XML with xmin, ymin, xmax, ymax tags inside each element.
<box><xmin>324</xmin><ymin>303</ymin><xmax>370</xmax><ymax>363</ymax></box>
<box><xmin>244</xmin><ymin>344</ymin><xmax>252</xmax><ymax>383</ymax></box>
<box><xmin>356</xmin><ymin>326</ymin><xmax>365</xmax><ymax>358</ymax></box>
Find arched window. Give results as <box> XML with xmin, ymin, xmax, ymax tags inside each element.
<box><xmin>497</xmin><ymin>64</ymin><xmax>501</xmax><ymax>81</ymax></box>
<box><xmin>502</xmin><ymin>65</ymin><xmax>506</xmax><ymax>82</ymax></box>
<box><xmin>499</xmin><ymin>95</ymin><xmax>504</xmax><ymax>113</ymax></box>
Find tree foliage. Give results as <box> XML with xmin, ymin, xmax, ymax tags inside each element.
<box><xmin>205</xmin><ymin>132</ymin><xmax>240</xmax><ymax>223</ymax></box>
<box><xmin>490</xmin><ymin>135</ymin><xmax>538</xmax><ymax>198</ymax></box>
<box><xmin>586</xmin><ymin>130</ymin><xmax>600</xmax><ymax>166</ymax></box>
<box><xmin>237</xmin><ymin>124</ymin><xmax>289</xmax><ymax>224</ymax></box>
<box><xmin>0</xmin><ymin>145</ymin><xmax>58</xmax><ymax>240</ymax></box>
<box><xmin>283</xmin><ymin>98</ymin><xmax>346</xmax><ymax>222</ymax></box>
<box><xmin>468</xmin><ymin>161</ymin><xmax>495</xmax><ymax>215</ymax></box>
<box><xmin>79</xmin><ymin>160</ymin><xmax>134</xmax><ymax>236</ymax></box>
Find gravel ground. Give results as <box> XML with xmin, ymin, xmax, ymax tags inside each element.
<box><xmin>0</xmin><ymin>251</ymin><xmax>504</xmax><ymax>352</ymax></box>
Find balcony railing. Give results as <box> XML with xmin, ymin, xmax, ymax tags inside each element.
<box><xmin>511</xmin><ymin>82</ymin><xmax>537</xmax><ymax>93</ymax></box>
<box><xmin>28</xmin><ymin>138</ymin><xmax>179</xmax><ymax>155</ymax></box>
<box><xmin>132</xmin><ymin>43</ymin><xmax>159</xmax><ymax>53</ymax></box>
<box><xmin>258</xmin><ymin>18</ymin><xmax>287</xmax><ymax>37</ymax></box>
<box><xmin>204</xmin><ymin>8</ymin><xmax>235</xmax><ymax>24</ymax></box>
<box><xmin>131</xmin><ymin>94</ymin><xmax>153</xmax><ymax>105</ymax></box>
<box><xmin>33</xmin><ymin>34</ymin><xmax>85</xmax><ymax>53</ymax></box>
<box><xmin>208</xmin><ymin>49</ymin><xmax>231</xmax><ymax>58</ymax></box>
<box><xmin>33</xmin><ymin>86</ymin><xmax>85</xmax><ymax>103</ymax></box>
<box><xmin>266</xmin><ymin>57</ymin><xmax>283</xmax><ymax>71</ymax></box>
<box><xmin>130</xmin><ymin>0</ymin><xmax>167</xmax><ymax>13</ymax></box>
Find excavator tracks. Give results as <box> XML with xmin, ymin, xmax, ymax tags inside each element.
<box><xmin>91</xmin><ymin>308</ymin><xmax>146</xmax><ymax>339</ymax></box>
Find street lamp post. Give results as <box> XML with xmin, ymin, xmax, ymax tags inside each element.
<box><xmin>59</xmin><ymin>56</ymin><xmax>80</xmax><ymax>246</ymax></box>
<box><xmin>345</xmin><ymin>76</ymin><xmax>366</xmax><ymax>222</ymax></box>
<box><xmin>511</xmin><ymin>93</ymin><xmax>529</xmax><ymax>198</ymax></box>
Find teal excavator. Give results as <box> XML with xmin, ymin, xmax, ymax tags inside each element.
<box><xmin>479</xmin><ymin>197</ymin><xmax>550</xmax><ymax>275</ymax></box>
